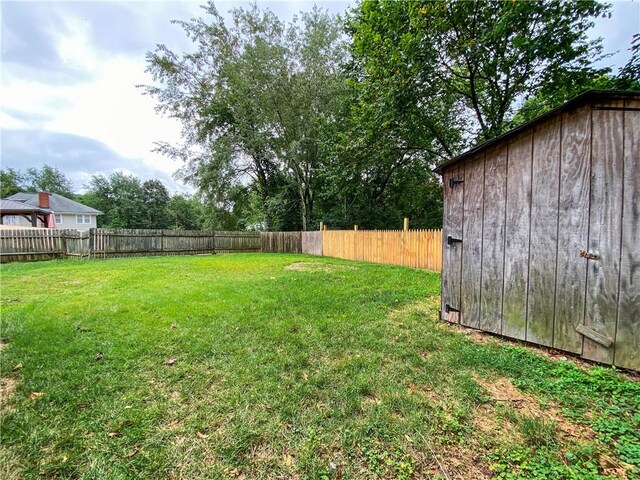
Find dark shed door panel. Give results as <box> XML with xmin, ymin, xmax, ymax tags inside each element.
<box><xmin>442</xmin><ymin>164</ymin><xmax>465</xmax><ymax>323</ymax></box>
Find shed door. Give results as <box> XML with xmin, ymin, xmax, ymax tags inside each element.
<box><xmin>441</xmin><ymin>165</ymin><xmax>464</xmax><ymax>323</ymax></box>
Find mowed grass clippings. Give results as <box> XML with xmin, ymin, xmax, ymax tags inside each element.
<box><xmin>0</xmin><ymin>254</ymin><xmax>638</xmax><ymax>480</ymax></box>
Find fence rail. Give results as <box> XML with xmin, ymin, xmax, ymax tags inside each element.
<box><xmin>0</xmin><ymin>227</ymin><xmax>443</xmax><ymax>271</ymax></box>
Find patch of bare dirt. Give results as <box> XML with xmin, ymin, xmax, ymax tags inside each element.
<box><xmin>284</xmin><ymin>262</ymin><xmax>357</xmax><ymax>273</ymax></box>
<box><xmin>0</xmin><ymin>340</ymin><xmax>8</xmax><ymax>352</ymax></box>
<box><xmin>473</xmin><ymin>374</ymin><xmax>596</xmax><ymax>443</ymax></box>
<box><xmin>0</xmin><ymin>377</ymin><xmax>17</xmax><ymax>412</ymax></box>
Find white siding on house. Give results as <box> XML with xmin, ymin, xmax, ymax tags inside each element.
<box><xmin>5</xmin><ymin>213</ymin><xmax>98</xmax><ymax>230</ymax></box>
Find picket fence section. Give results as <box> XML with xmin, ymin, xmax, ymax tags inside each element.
<box><xmin>0</xmin><ymin>227</ymin><xmax>443</xmax><ymax>272</ymax></box>
<box><xmin>322</xmin><ymin>229</ymin><xmax>442</xmax><ymax>272</ymax></box>
<box><xmin>0</xmin><ymin>228</ymin><xmax>260</xmax><ymax>263</ymax></box>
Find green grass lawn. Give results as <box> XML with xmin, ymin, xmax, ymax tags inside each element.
<box><xmin>1</xmin><ymin>254</ymin><xmax>638</xmax><ymax>480</ymax></box>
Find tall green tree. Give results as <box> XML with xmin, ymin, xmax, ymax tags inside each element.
<box><xmin>81</xmin><ymin>172</ymin><xmax>145</xmax><ymax>228</ymax></box>
<box><xmin>23</xmin><ymin>164</ymin><xmax>75</xmax><ymax>198</ymax></box>
<box><xmin>167</xmin><ymin>194</ymin><xmax>204</xmax><ymax>230</ymax></box>
<box><xmin>143</xmin><ymin>2</ymin><xmax>346</xmax><ymax>230</ymax></box>
<box><xmin>347</xmin><ymin>0</ymin><xmax>610</xmax><ymax>146</ymax></box>
<box><xmin>142</xmin><ymin>179</ymin><xmax>171</xmax><ymax>229</ymax></box>
<box><xmin>0</xmin><ymin>168</ymin><xmax>24</xmax><ymax>198</ymax></box>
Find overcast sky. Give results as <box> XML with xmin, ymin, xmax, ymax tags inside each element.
<box><xmin>1</xmin><ymin>0</ymin><xmax>638</xmax><ymax>194</ymax></box>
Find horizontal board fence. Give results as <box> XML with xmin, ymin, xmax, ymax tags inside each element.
<box><xmin>321</xmin><ymin>229</ymin><xmax>442</xmax><ymax>272</ymax></box>
<box><xmin>0</xmin><ymin>228</ymin><xmax>443</xmax><ymax>271</ymax></box>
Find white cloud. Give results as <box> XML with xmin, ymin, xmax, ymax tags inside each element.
<box><xmin>2</xmin><ymin>13</ymin><xmax>185</xmax><ymax>187</ymax></box>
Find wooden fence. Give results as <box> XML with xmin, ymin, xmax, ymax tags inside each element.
<box><xmin>322</xmin><ymin>229</ymin><xmax>442</xmax><ymax>271</ymax></box>
<box><xmin>0</xmin><ymin>228</ymin><xmax>260</xmax><ymax>263</ymax></box>
<box><xmin>0</xmin><ymin>227</ymin><xmax>443</xmax><ymax>271</ymax></box>
<box><xmin>261</xmin><ymin>231</ymin><xmax>303</xmax><ymax>253</ymax></box>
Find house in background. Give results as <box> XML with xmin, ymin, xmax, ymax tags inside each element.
<box><xmin>0</xmin><ymin>192</ymin><xmax>102</xmax><ymax>229</ymax></box>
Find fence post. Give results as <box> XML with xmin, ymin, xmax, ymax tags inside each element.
<box><xmin>319</xmin><ymin>221</ymin><xmax>324</xmax><ymax>231</ymax></box>
<box><xmin>403</xmin><ymin>218</ymin><xmax>409</xmax><ymax>231</ymax></box>
<box><xmin>61</xmin><ymin>230</ymin><xmax>68</xmax><ymax>259</ymax></box>
<box><xmin>88</xmin><ymin>228</ymin><xmax>94</xmax><ymax>259</ymax></box>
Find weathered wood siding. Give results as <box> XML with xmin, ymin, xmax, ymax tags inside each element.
<box><xmin>615</xmin><ymin>99</ymin><xmax>640</xmax><ymax>370</ymax></box>
<box><xmin>301</xmin><ymin>231</ymin><xmax>323</xmax><ymax>255</ymax></box>
<box><xmin>441</xmin><ymin>164</ymin><xmax>465</xmax><ymax>323</ymax></box>
<box><xmin>261</xmin><ymin>232</ymin><xmax>302</xmax><ymax>253</ymax></box>
<box><xmin>441</xmin><ymin>96</ymin><xmax>640</xmax><ymax>370</ymax></box>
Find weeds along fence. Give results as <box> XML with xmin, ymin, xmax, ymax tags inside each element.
<box><xmin>0</xmin><ymin>227</ymin><xmax>443</xmax><ymax>271</ymax></box>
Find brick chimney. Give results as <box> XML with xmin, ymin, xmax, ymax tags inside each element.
<box><xmin>38</xmin><ymin>192</ymin><xmax>50</xmax><ymax>209</ymax></box>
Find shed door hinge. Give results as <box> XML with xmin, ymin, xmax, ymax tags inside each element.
<box><xmin>445</xmin><ymin>304</ymin><xmax>460</xmax><ymax>313</ymax></box>
<box><xmin>447</xmin><ymin>235</ymin><xmax>463</xmax><ymax>245</ymax></box>
<box><xmin>448</xmin><ymin>178</ymin><xmax>464</xmax><ymax>188</ymax></box>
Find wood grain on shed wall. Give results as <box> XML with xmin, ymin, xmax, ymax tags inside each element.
<box><xmin>441</xmin><ymin>97</ymin><xmax>640</xmax><ymax>370</ymax></box>
<box><xmin>554</xmin><ymin>106</ymin><xmax>591</xmax><ymax>354</ymax></box>
<box><xmin>615</xmin><ymin>101</ymin><xmax>640</xmax><ymax>370</ymax></box>
<box><xmin>502</xmin><ymin>132</ymin><xmax>533</xmax><ymax>340</ymax></box>
<box><xmin>583</xmin><ymin>101</ymin><xmax>625</xmax><ymax>364</ymax></box>
<box><xmin>441</xmin><ymin>164</ymin><xmax>465</xmax><ymax>323</ymax></box>
<box><xmin>480</xmin><ymin>146</ymin><xmax>507</xmax><ymax>334</ymax></box>
<box><xmin>527</xmin><ymin>118</ymin><xmax>561</xmax><ymax>346</ymax></box>
<box><xmin>461</xmin><ymin>156</ymin><xmax>485</xmax><ymax>328</ymax></box>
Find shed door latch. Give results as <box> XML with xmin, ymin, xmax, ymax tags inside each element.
<box><xmin>580</xmin><ymin>249</ymin><xmax>599</xmax><ymax>260</ymax></box>
<box><xmin>449</xmin><ymin>178</ymin><xmax>464</xmax><ymax>188</ymax></box>
<box><xmin>445</xmin><ymin>304</ymin><xmax>460</xmax><ymax>313</ymax></box>
<box><xmin>447</xmin><ymin>235</ymin><xmax>463</xmax><ymax>245</ymax></box>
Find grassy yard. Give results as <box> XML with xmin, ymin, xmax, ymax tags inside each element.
<box><xmin>0</xmin><ymin>254</ymin><xmax>638</xmax><ymax>479</ymax></box>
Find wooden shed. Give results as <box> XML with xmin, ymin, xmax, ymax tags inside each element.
<box><xmin>436</xmin><ymin>90</ymin><xmax>640</xmax><ymax>370</ymax></box>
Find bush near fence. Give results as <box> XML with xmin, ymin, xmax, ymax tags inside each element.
<box><xmin>0</xmin><ymin>227</ymin><xmax>443</xmax><ymax>272</ymax></box>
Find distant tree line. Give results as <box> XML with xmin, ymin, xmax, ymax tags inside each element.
<box><xmin>0</xmin><ymin>165</ymin><xmax>207</xmax><ymax>230</ymax></box>
<box><xmin>142</xmin><ymin>0</ymin><xmax>639</xmax><ymax>231</ymax></box>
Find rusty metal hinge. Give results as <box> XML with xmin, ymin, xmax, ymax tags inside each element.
<box><xmin>448</xmin><ymin>178</ymin><xmax>464</xmax><ymax>188</ymax></box>
<box><xmin>445</xmin><ymin>304</ymin><xmax>460</xmax><ymax>313</ymax></box>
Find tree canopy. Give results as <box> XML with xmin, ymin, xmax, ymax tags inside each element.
<box><xmin>139</xmin><ymin>0</ymin><xmax>635</xmax><ymax>230</ymax></box>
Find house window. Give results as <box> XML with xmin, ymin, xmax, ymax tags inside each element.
<box><xmin>3</xmin><ymin>215</ymin><xmax>17</xmax><ymax>225</ymax></box>
<box><xmin>76</xmin><ymin>214</ymin><xmax>92</xmax><ymax>224</ymax></box>
<box><xmin>55</xmin><ymin>214</ymin><xmax>62</xmax><ymax>224</ymax></box>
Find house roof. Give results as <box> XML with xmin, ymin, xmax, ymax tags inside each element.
<box><xmin>5</xmin><ymin>192</ymin><xmax>103</xmax><ymax>215</ymax></box>
<box><xmin>434</xmin><ymin>89</ymin><xmax>640</xmax><ymax>174</ymax></box>
<box><xmin>0</xmin><ymin>199</ymin><xmax>50</xmax><ymax>214</ymax></box>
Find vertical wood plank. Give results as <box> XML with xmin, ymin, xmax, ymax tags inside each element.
<box><xmin>527</xmin><ymin>118</ymin><xmax>561</xmax><ymax>346</ymax></box>
<box><xmin>614</xmin><ymin>105</ymin><xmax>640</xmax><ymax>370</ymax></box>
<box><xmin>583</xmin><ymin>102</ymin><xmax>624</xmax><ymax>364</ymax></box>
<box><xmin>461</xmin><ymin>155</ymin><xmax>485</xmax><ymax>328</ymax></box>
<box><xmin>502</xmin><ymin>131</ymin><xmax>533</xmax><ymax>340</ymax></box>
<box><xmin>554</xmin><ymin>106</ymin><xmax>591</xmax><ymax>354</ymax></box>
<box><xmin>480</xmin><ymin>145</ymin><xmax>507</xmax><ymax>334</ymax></box>
<box><xmin>441</xmin><ymin>164</ymin><xmax>465</xmax><ymax>322</ymax></box>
